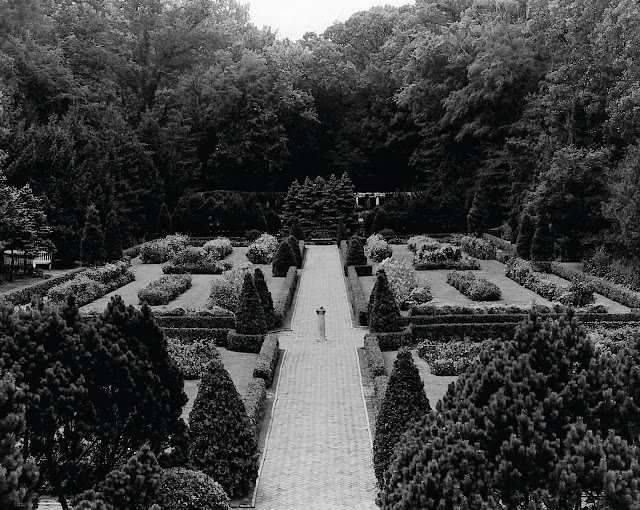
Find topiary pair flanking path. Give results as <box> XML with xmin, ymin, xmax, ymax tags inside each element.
<box><xmin>254</xmin><ymin>245</ymin><xmax>377</xmax><ymax>510</ymax></box>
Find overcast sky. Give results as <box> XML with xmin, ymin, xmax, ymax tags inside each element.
<box><xmin>243</xmin><ymin>0</ymin><xmax>414</xmax><ymax>40</ymax></box>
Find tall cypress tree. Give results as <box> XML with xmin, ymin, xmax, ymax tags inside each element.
<box><xmin>156</xmin><ymin>202</ymin><xmax>173</xmax><ymax>237</ymax></box>
<box><xmin>369</xmin><ymin>271</ymin><xmax>402</xmax><ymax>333</ymax></box>
<box><xmin>80</xmin><ymin>204</ymin><xmax>105</xmax><ymax>265</ymax></box>
<box><xmin>516</xmin><ymin>211</ymin><xmax>535</xmax><ymax>259</ymax></box>
<box><xmin>253</xmin><ymin>268</ymin><xmax>275</xmax><ymax>329</ymax></box>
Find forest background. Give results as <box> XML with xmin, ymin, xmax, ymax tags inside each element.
<box><xmin>1</xmin><ymin>0</ymin><xmax>639</xmax><ymax>265</ymax></box>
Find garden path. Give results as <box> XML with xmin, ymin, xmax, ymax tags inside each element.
<box><xmin>254</xmin><ymin>245</ymin><xmax>377</xmax><ymax>510</ymax></box>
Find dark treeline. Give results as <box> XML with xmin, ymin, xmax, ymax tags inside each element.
<box><xmin>1</xmin><ymin>0</ymin><xmax>639</xmax><ymax>263</ymax></box>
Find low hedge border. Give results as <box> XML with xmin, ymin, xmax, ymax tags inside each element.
<box><xmin>155</xmin><ymin>315</ymin><xmax>236</xmax><ymax>329</ymax></box>
<box><xmin>373</xmin><ymin>329</ymin><xmax>412</xmax><ymax>351</ymax></box>
<box><xmin>353</xmin><ymin>265</ymin><xmax>373</xmax><ymax>276</ymax></box>
<box><xmin>412</xmin><ymin>322</ymin><xmax>518</xmax><ymax>342</ymax></box>
<box><xmin>373</xmin><ymin>375</ymin><xmax>389</xmax><ymax>413</ymax></box>
<box><xmin>364</xmin><ymin>334</ymin><xmax>387</xmax><ymax>377</ymax></box>
<box><xmin>227</xmin><ymin>331</ymin><xmax>265</xmax><ymax>353</ymax></box>
<box><xmin>161</xmin><ymin>327</ymin><xmax>229</xmax><ymax>347</ymax></box>
<box><xmin>274</xmin><ymin>266</ymin><xmax>299</xmax><ymax>327</ymax></box>
<box><xmin>253</xmin><ymin>334</ymin><xmax>280</xmax><ymax>387</ymax></box>
<box><xmin>482</xmin><ymin>233</ymin><xmax>517</xmax><ymax>254</ymax></box>
<box><xmin>243</xmin><ymin>378</ymin><xmax>267</xmax><ymax>439</ymax></box>
<box><xmin>543</xmin><ymin>262</ymin><xmax>640</xmax><ymax>309</ymax></box>
<box><xmin>346</xmin><ymin>266</ymin><xmax>368</xmax><ymax>326</ymax></box>
<box><xmin>410</xmin><ymin>314</ymin><xmax>528</xmax><ymax>325</ymax></box>
<box><xmin>1</xmin><ymin>267</ymin><xmax>90</xmax><ymax>306</ymax></box>
<box><xmin>414</xmin><ymin>259</ymin><xmax>481</xmax><ymax>271</ymax></box>
<box><xmin>410</xmin><ymin>304</ymin><xmax>545</xmax><ymax>316</ymax></box>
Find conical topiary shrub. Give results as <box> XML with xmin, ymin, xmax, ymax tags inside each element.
<box><xmin>336</xmin><ymin>222</ymin><xmax>347</xmax><ymax>247</ymax></box>
<box><xmin>188</xmin><ymin>358</ymin><xmax>259</xmax><ymax>498</ymax></box>
<box><xmin>373</xmin><ymin>348</ymin><xmax>430</xmax><ymax>485</ymax></box>
<box><xmin>372</xmin><ymin>207</ymin><xmax>388</xmax><ymax>234</ymax></box>
<box><xmin>367</xmin><ymin>273</ymin><xmax>381</xmax><ymax>320</ymax></box>
<box><xmin>253</xmin><ymin>268</ymin><xmax>275</xmax><ymax>328</ymax></box>
<box><xmin>272</xmin><ymin>241</ymin><xmax>297</xmax><ymax>277</ymax></box>
<box><xmin>286</xmin><ymin>235</ymin><xmax>303</xmax><ymax>269</ymax></box>
<box><xmin>236</xmin><ymin>273</ymin><xmax>267</xmax><ymax>335</ymax></box>
<box><xmin>369</xmin><ymin>270</ymin><xmax>402</xmax><ymax>333</ymax></box>
<box><xmin>346</xmin><ymin>235</ymin><xmax>367</xmax><ymax>266</ymax></box>
<box><xmin>290</xmin><ymin>218</ymin><xmax>305</xmax><ymax>241</ymax></box>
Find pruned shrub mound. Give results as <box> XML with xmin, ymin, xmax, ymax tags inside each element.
<box><xmin>203</xmin><ymin>238</ymin><xmax>233</xmax><ymax>259</ymax></box>
<box><xmin>162</xmin><ymin>246</ymin><xmax>232</xmax><ymax>274</ymax></box>
<box><xmin>272</xmin><ymin>241</ymin><xmax>297</xmax><ymax>277</ymax></box>
<box><xmin>236</xmin><ymin>273</ymin><xmax>267</xmax><ymax>335</ymax></box>
<box><xmin>378</xmin><ymin>313</ymin><xmax>640</xmax><ymax>509</ymax></box>
<box><xmin>139</xmin><ymin>234</ymin><xmax>189</xmax><ymax>263</ymax></box>
<box><xmin>206</xmin><ymin>264</ymin><xmax>253</xmax><ymax>313</ymax></box>
<box><xmin>413</xmin><ymin>244</ymin><xmax>480</xmax><ymax>270</ymax></box>
<box><xmin>244</xmin><ymin>229</ymin><xmax>262</xmax><ymax>243</ymax></box>
<box><xmin>346</xmin><ymin>235</ymin><xmax>367</xmax><ymax>266</ymax></box>
<box><xmin>161</xmin><ymin>467</ymin><xmax>230</xmax><ymax>510</ymax></box>
<box><xmin>253</xmin><ymin>268</ymin><xmax>276</xmax><ymax>328</ymax></box>
<box><xmin>447</xmin><ymin>271</ymin><xmax>501</xmax><ymax>301</ymax></box>
<box><xmin>138</xmin><ymin>274</ymin><xmax>192</xmax><ymax>305</ymax></box>
<box><xmin>460</xmin><ymin>235</ymin><xmax>496</xmax><ymax>260</ymax></box>
<box><xmin>286</xmin><ymin>235</ymin><xmax>303</xmax><ymax>268</ymax></box>
<box><xmin>167</xmin><ymin>337</ymin><xmax>220</xmax><ymax>379</ymax></box>
<box><xmin>375</xmin><ymin>257</ymin><xmax>421</xmax><ymax>307</ymax></box>
<box><xmin>417</xmin><ymin>339</ymin><xmax>490</xmax><ymax>375</ymax></box>
<box><xmin>371</xmin><ymin>207</ymin><xmax>388</xmax><ymax>233</ymax></box>
<box><xmin>188</xmin><ymin>358</ymin><xmax>259</xmax><ymax>498</ymax></box>
<box><xmin>369</xmin><ymin>271</ymin><xmax>403</xmax><ymax>333</ymax></box>
<box><xmin>365</xmin><ymin>234</ymin><xmax>393</xmax><ymax>263</ymax></box>
<box><xmin>407</xmin><ymin>235</ymin><xmax>440</xmax><ymax>253</ymax></box>
<box><xmin>373</xmin><ymin>349</ymin><xmax>430</xmax><ymax>485</ymax></box>
<box><xmin>246</xmin><ymin>233</ymin><xmax>278</xmax><ymax>264</ymax></box>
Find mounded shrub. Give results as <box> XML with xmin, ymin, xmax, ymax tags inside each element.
<box><xmin>188</xmin><ymin>358</ymin><xmax>259</xmax><ymax>498</ymax></box>
<box><xmin>460</xmin><ymin>235</ymin><xmax>496</xmax><ymax>260</ymax></box>
<box><xmin>417</xmin><ymin>339</ymin><xmax>490</xmax><ymax>375</ymax></box>
<box><xmin>253</xmin><ymin>268</ymin><xmax>276</xmax><ymax>328</ymax></box>
<box><xmin>235</xmin><ymin>273</ymin><xmax>267</xmax><ymax>335</ymax></box>
<box><xmin>407</xmin><ymin>235</ymin><xmax>440</xmax><ymax>253</ymax></box>
<box><xmin>286</xmin><ymin>235</ymin><xmax>303</xmax><ymax>268</ymax></box>
<box><xmin>369</xmin><ymin>271</ymin><xmax>403</xmax><ymax>333</ymax></box>
<box><xmin>246</xmin><ymin>233</ymin><xmax>278</xmax><ymax>264</ymax></box>
<box><xmin>206</xmin><ymin>264</ymin><xmax>253</xmax><ymax>313</ymax></box>
<box><xmin>244</xmin><ymin>230</ymin><xmax>262</xmax><ymax>243</ymax></box>
<box><xmin>346</xmin><ymin>235</ymin><xmax>367</xmax><ymax>266</ymax></box>
<box><xmin>138</xmin><ymin>274</ymin><xmax>192</xmax><ymax>305</ymax></box>
<box><xmin>253</xmin><ymin>334</ymin><xmax>279</xmax><ymax>387</ymax></box>
<box><xmin>227</xmin><ymin>331</ymin><xmax>264</xmax><ymax>354</ymax></box>
<box><xmin>373</xmin><ymin>349</ymin><xmax>430</xmax><ymax>485</ymax></box>
<box><xmin>364</xmin><ymin>234</ymin><xmax>393</xmax><ymax>263</ymax></box>
<box><xmin>161</xmin><ymin>467</ymin><xmax>230</xmax><ymax>510</ymax></box>
<box><xmin>272</xmin><ymin>241</ymin><xmax>297</xmax><ymax>277</ymax></box>
<box><xmin>447</xmin><ymin>271</ymin><xmax>501</xmax><ymax>301</ymax></box>
<box><xmin>162</xmin><ymin>246</ymin><xmax>232</xmax><ymax>274</ymax></box>
<box><xmin>202</xmin><ymin>238</ymin><xmax>233</xmax><ymax>259</ymax></box>
<box><xmin>243</xmin><ymin>378</ymin><xmax>267</xmax><ymax>439</ymax></box>
<box><xmin>139</xmin><ymin>234</ymin><xmax>189</xmax><ymax>264</ymax></box>
<box><xmin>167</xmin><ymin>337</ymin><xmax>220</xmax><ymax>379</ymax></box>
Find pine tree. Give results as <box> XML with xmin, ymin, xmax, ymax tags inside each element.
<box><xmin>236</xmin><ymin>273</ymin><xmax>267</xmax><ymax>335</ymax></box>
<box><xmin>281</xmin><ymin>180</ymin><xmax>302</xmax><ymax>233</ymax></box>
<box><xmin>272</xmin><ymin>241</ymin><xmax>297</xmax><ymax>277</ymax></box>
<box><xmin>103</xmin><ymin>206</ymin><xmax>124</xmax><ymax>261</ymax></box>
<box><xmin>372</xmin><ymin>208</ymin><xmax>388</xmax><ymax>233</ymax></box>
<box><xmin>337</xmin><ymin>172</ymin><xmax>358</xmax><ymax>232</ymax></box>
<box><xmin>373</xmin><ymin>349</ymin><xmax>430</xmax><ymax>485</ymax></box>
<box><xmin>516</xmin><ymin>211</ymin><xmax>535</xmax><ymax>259</ymax></box>
<box><xmin>336</xmin><ymin>222</ymin><xmax>347</xmax><ymax>247</ymax></box>
<box><xmin>156</xmin><ymin>202</ymin><xmax>173</xmax><ymax>237</ymax></box>
<box><xmin>253</xmin><ymin>268</ymin><xmax>275</xmax><ymax>329</ymax></box>
<box><xmin>188</xmin><ymin>358</ymin><xmax>259</xmax><ymax>498</ymax></box>
<box><xmin>369</xmin><ymin>271</ymin><xmax>402</xmax><ymax>333</ymax></box>
<box><xmin>346</xmin><ymin>235</ymin><xmax>367</xmax><ymax>266</ymax></box>
<box><xmin>466</xmin><ymin>188</ymin><xmax>488</xmax><ymax>234</ymax></box>
<box><xmin>80</xmin><ymin>204</ymin><xmax>105</xmax><ymax>265</ymax></box>
<box><xmin>286</xmin><ymin>235</ymin><xmax>303</xmax><ymax>268</ymax></box>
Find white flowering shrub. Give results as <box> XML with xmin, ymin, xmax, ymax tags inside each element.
<box><xmin>206</xmin><ymin>263</ymin><xmax>253</xmax><ymax>313</ymax></box>
<box><xmin>246</xmin><ymin>233</ymin><xmax>278</xmax><ymax>264</ymax></box>
<box><xmin>203</xmin><ymin>238</ymin><xmax>233</xmax><ymax>259</ymax></box>
<box><xmin>407</xmin><ymin>235</ymin><xmax>441</xmax><ymax>253</ymax></box>
<box><xmin>364</xmin><ymin>234</ymin><xmax>393</xmax><ymax>262</ymax></box>
<box><xmin>139</xmin><ymin>233</ymin><xmax>189</xmax><ymax>263</ymax></box>
<box><xmin>376</xmin><ymin>257</ymin><xmax>418</xmax><ymax>305</ymax></box>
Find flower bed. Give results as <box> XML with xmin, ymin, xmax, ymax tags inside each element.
<box><xmin>203</xmin><ymin>238</ymin><xmax>233</xmax><ymax>259</ymax></box>
<box><xmin>139</xmin><ymin>234</ymin><xmax>189</xmax><ymax>263</ymax></box>
<box><xmin>447</xmin><ymin>271</ymin><xmax>501</xmax><ymax>301</ymax></box>
<box><xmin>167</xmin><ymin>336</ymin><xmax>219</xmax><ymax>379</ymax></box>
<box><xmin>460</xmin><ymin>236</ymin><xmax>496</xmax><ymax>260</ymax></box>
<box><xmin>586</xmin><ymin>324</ymin><xmax>640</xmax><ymax>357</ymax></box>
<box><xmin>376</xmin><ymin>257</ymin><xmax>432</xmax><ymax>309</ymax></box>
<box><xmin>407</xmin><ymin>235</ymin><xmax>440</xmax><ymax>253</ymax></box>
<box><xmin>246</xmin><ymin>233</ymin><xmax>278</xmax><ymax>264</ymax></box>
<box><xmin>138</xmin><ymin>274</ymin><xmax>192</xmax><ymax>305</ymax></box>
<box><xmin>417</xmin><ymin>339</ymin><xmax>492</xmax><ymax>375</ymax></box>
<box><xmin>364</xmin><ymin>234</ymin><xmax>392</xmax><ymax>263</ymax></box>
<box><xmin>413</xmin><ymin>244</ymin><xmax>480</xmax><ymax>270</ymax></box>
<box><xmin>162</xmin><ymin>246</ymin><xmax>233</xmax><ymax>274</ymax></box>
<box><xmin>410</xmin><ymin>303</ymin><xmax>549</xmax><ymax>316</ymax></box>
<box><xmin>46</xmin><ymin>261</ymin><xmax>134</xmax><ymax>306</ymax></box>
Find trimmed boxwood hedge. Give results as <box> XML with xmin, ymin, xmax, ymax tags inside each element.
<box><xmin>410</xmin><ymin>314</ymin><xmax>527</xmax><ymax>325</ymax></box>
<box><xmin>227</xmin><ymin>331</ymin><xmax>265</xmax><ymax>353</ymax></box>
<box><xmin>364</xmin><ymin>334</ymin><xmax>387</xmax><ymax>377</ymax></box>
<box><xmin>346</xmin><ymin>266</ymin><xmax>368</xmax><ymax>326</ymax></box>
<box><xmin>373</xmin><ymin>375</ymin><xmax>389</xmax><ymax>412</ymax></box>
<box><xmin>243</xmin><ymin>378</ymin><xmax>267</xmax><ymax>439</ymax></box>
<box><xmin>154</xmin><ymin>315</ymin><xmax>235</xmax><ymax>329</ymax></box>
<box><xmin>273</xmin><ymin>266</ymin><xmax>299</xmax><ymax>326</ymax></box>
<box><xmin>353</xmin><ymin>265</ymin><xmax>373</xmax><ymax>276</ymax></box>
<box><xmin>253</xmin><ymin>334</ymin><xmax>280</xmax><ymax>387</ymax></box>
<box><xmin>482</xmin><ymin>232</ymin><xmax>517</xmax><ymax>254</ymax></box>
<box><xmin>412</xmin><ymin>322</ymin><xmax>518</xmax><ymax>342</ymax></box>
<box><xmin>375</xmin><ymin>330</ymin><xmax>412</xmax><ymax>350</ymax></box>
<box><xmin>161</xmin><ymin>328</ymin><xmax>229</xmax><ymax>347</ymax></box>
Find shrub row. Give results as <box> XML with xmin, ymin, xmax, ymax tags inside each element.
<box><xmin>407</xmin><ymin>235</ymin><xmax>441</xmax><ymax>253</ymax></box>
<box><xmin>253</xmin><ymin>334</ymin><xmax>280</xmax><ymax>387</ymax></box>
<box><xmin>138</xmin><ymin>274</ymin><xmax>192</xmax><ymax>305</ymax></box>
<box><xmin>364</xmin><ymin>334</ymin><xmax>387</xmax><ymax>377</ymax></box>
<box><xmin>162</xmin><ymin>247</ymin><xmax>233</xmax><ymax>274</ymax></box>
<box><xmin>412</xmin><ymin>322</ymin><xmax>518</xmax><ymax>342</ymax></box>
<box><xmin>346</xmin><ymin>266</ymin><xmax>368</xmax><ymax>326</ymax></box>
<box><xmin>243</xmin><ymin>378</ymin><xmax>267</xmax><ymax>440</ymax></box>
<box><xmin>544</xmin><ymin>262</ymin><xmax>640</xmax><ymax>309</ymax></box>
<box><xmin>47</xmin><ymin>261</ymin><xmax>135</xmax><ymax>306</ymax></box>
<box><xmin>373</xmin><ymin>375</ymin><xmax>389</xmax><ymax>413</ymax></box>
<box><xmin>414</xmin><ymin>258</ymin><xmax>481</xmax><ymax>271</ymax></box>
<box><xmin>227</xmin><ymin>331</ymin><xmax>264</xmax><ymax>354</ymax></box>
<box><xmin>167</xmin><ymin>337</ymin><xmax>219</xmax><ymax>379</ymax></box>
<box><xmin>411</xmin><ymin>303</ymin><xmax>543</xmax><ymax>316</ymax></box>
<box><xmin>417</xmin><ymin>339</ymin><xmax>491</xmax><ymax>375</ymax></box>
<box><xmin>447</xmin><ymin>271</ymin><xmax>501</xmax><ymax>301</ymax></box>
<box><xmin>1</xmin><ymin>267</ymin><xmax>88</xmax><ymax>305</ymax></box>
<box><xmin>154</xmin><ymin>314</ymin><xmax>235</xmax><ymax>329</ymax></box>
<box><xmin>273</xmin><ymin>266</ymin><xmax>299</xmax><ymax>326</ymax></box>
<box><xmin>374</xmin><ymin>330</ymin><xmax>412</xmax><ymax>350</ymax></box>
<box><xmin>460</xmin><ymin>235</ymin><xmax>497</xmax><ymax>259</ymax></box>
<box><xmin>161</xmin><ymin>327</ymin><xmax>229</xmax><ymax>347</ymax></box>
<box><xmin>482</xmin><ymin>232</ymin><xmax>517</xmax><ymax>254</ymax></box>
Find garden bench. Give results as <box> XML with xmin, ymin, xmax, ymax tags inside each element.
<box><xmin>3</xmin><ymin>250</ymin><xmax>52</xmax><ymax>270</ymax></box>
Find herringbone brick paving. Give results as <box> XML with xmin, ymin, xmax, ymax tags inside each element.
<box><xmin>254</xmin><ymin>245</ymin><xmax>377</xmax><ymax>510</ymax></box>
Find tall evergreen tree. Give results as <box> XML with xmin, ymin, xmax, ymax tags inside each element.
<box><xmin>530</xmin><ymin>210</ymin><xmax>554</xmax><ymax>261</ymax></box>
<box><xmin>236</xmin><ymin>274</ymin><xmax>267</xmax><ymax>335</ymax></box>
<box><xmin>371</xmin><ymin>208</ymin><xmax>388</xmax><ymax>233</ymax></box>
<box><xmin>156</xmin><ymin>202</ymin><xmax>173</xmax><ymax>237</ymax></box>
<box><xmin>80</xmin><ymin>204</ymin><xmax>105</xmax><ymax>265</ymax></box>
<box><xmin>368</xmin><ymin>271</ymin><xmax>402</xmax><ymax>333</ymax></box>
<box><xmin>253</xmin><ymin>268</ymin><xmax>275</xmax><ymax>329</ymax></box>
<box><xmin>286</xmin><ymin>235</ymin><xmax>303</xmax><ymax>268</ymax></box>
<box><xmin>516</xmin><ymin>211</ymin><xmax>535</xmax><ymax>260</ymax></box>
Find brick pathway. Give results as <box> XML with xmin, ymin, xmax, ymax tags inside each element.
<box><xmin>254</xmin><ymin>245</ymin><xmax>377</xmax><ymax>510</ymax></box>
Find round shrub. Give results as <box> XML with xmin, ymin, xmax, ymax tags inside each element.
<box><xmin>372</xmin><ymin>207</ymin><xmax>388</xmax><ymax>233</ymax></box>
<box><xmin>167</xmin><ymin>338</ymin><xmax>220</xmax><ymax>379</ymax></box>
<box><xmin>161</xmin><ymin>467</ymin><xmax>230</xmax><ymax>510</ymax></box>
<box><xmin>346</xmin><ymin>235</ymin><xmax>367</xmax><ymax>266</ymax></box>
<box><xmin>246</xmin><ymin>234</ymin><xmax>278</xmax><ymax>264</ymax></box>
<box><xmin>203</xmin><ymin>238</ymin><xmax>233</xmax><ymax>259</ymax></box>
<box><xmin>236</xmin><ymin>273</ymin><xmax>267</xmax><ymax>335</ymax></box>
<box><xmin>365</xmin><ymin>234</ymin><xmax>393</xmax><ymax>263</ymax></box>
<box><xmin>286</xmin><ymin>235</ymin><xmax>303</xmax><ymax>268</ymax></box>
<box><xmin>272</xmin><ymin>241</ymin><xmax>297</xmax><ymax>277</ymax></box>
<box><xmin>378</xmin><ymin>228</ymin><xmax>396</xmax><ymax>241</ymax></box>
<box><xmin>253</xmin><ymin>268</ymin><xmax>276</xmax><ymax>328</ymax></box>
<box><xmin>207</xmin><ymin>264</ymin><xmax>253</xmax><ymax>313</ymax></box>
<box><xmin>369</xmin><ymin>271</ymin><xmax>403</xmax><ymax>333</ymax></box>
<box><xmin>244</xmin><ymin>230</ymin><xmax>262</xmax><ymax>243</ymax></box>
<box><xmin>188</xmin><ymin>358</ymin><xmax>259</xmax><ymax>498</ymax></box>
<box><xmin>373</xmin><ymin>349</ymin><xmax>430</xmax><ymax>485</ymax></box>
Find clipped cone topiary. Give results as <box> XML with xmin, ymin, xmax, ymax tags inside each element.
<box><xmin>346</xmin><ymin>235</ymin><xmax>367</xmax><ymax>266</ymax></box>
<box><xmin>369</xmin><ymin>270</ymin><xmax>402</xmax><ymax>333</ymax></box>
<box><xmin>188</xmin><ymin>358</ymin><xmax>259</xmax><ymax>498</ymax></box>
<box><xmin>286</xmin><ymin>235</ymin><xmax>303</xmax><ymax>268</ymax></box>
<box><xmin>373</xmin><ymin>348</ymin><xmax>430</xmax><ymax>485</ymax></box>
<box><xmin>372</xmin><ymin>207</ymin><xmax>388</xmax><ymax>234</ymax></box>
<box><xmin>236</xmin><ymin>273</ymin><xmax>267</xmax><ymax>335</ymax></box>
<box><xmin>272</xmin><ymin>241</ymin><xmax>297</xmax><ymax>277</ymax></box>
<box><xmin>290</xmin><ymin>218</ymin><xmax>305</xmax><ymax>241</ymax></box>
<box><xmin>253</xmin><ymin>268</ymin><xmax>276</xmax><ymax>328</ymax></box>
<box><xmin>336</xmin><ymin>222</ymin><xmax>347</xmax><ymax>247</ymax></box>
<box><xmin>367</xmin><ymin>273</ymin><xmax>381</xmax><ymax>320</ymax></box>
